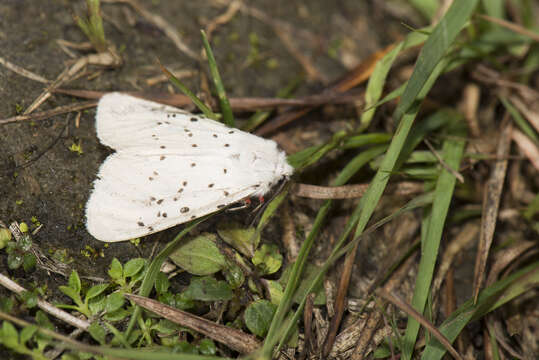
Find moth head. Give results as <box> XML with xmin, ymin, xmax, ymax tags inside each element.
<box><xmin>275</xmin><ymin>151</ymin><xmax>294</xmax><ymax>179</ymax></box>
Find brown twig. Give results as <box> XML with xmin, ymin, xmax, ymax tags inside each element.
<box><xmin>476</xmin><ymin>13</ymin><xmax>539</xmax><ymax>42</ymax></box>
<box><xmin>424</xmin><ymin>138</ymin><xmax>464</xmax><ymax>183</ymax></box>
<box><xmin>0</xmin><ymin>56</ymin><xmax>50</xmax><ymax>83</ymax></box>
<box><xmin>322</xmin><ymin>229</ymin><xmax>359</xmax><ymax>357</ymax></box>
<box><xmin>205</xmin><ymin>0</ymin><xmax>241</xmax><ymax>39</ymax></box>
<box><xmin>294</xmin><ymin>183</ymin><xmax>369</xmax><ymax>199</ymax></box>
<box><xmin>0</xmin><ymin>101</ymin><xmax>98</xmax><ymax>126</ymax></box>
<box><xmin>473</xmin><ymin>119</ymin><xmax>512</xmax><ymax>302</ymax></box>
<box><xmin>0</xmin><ymin>273</ymin><xmax>90</xmax><ymax>331</ymax></box>
<box><xmin>376</xmin><ymin>289</ymin><xmax>463</xmax><ymax>360</ymax></box>
<box><xmin>299</xmin><ymin>293</ymin><xmax>316</xmax><ymax>360</ymax></box>
<box><xmin>52</xmin><ymin>88</ymin><xmax>364</xmax><ymax>111</ymax></box>
<box><xmin>125</xmin><ymin>293</ymin><xmax>260</xmax><ymax>354</ymax></box>
<box><xmin>293</xmin><ymin>181</ymin><xmax>424</xmax><ymax>200</ymax></box>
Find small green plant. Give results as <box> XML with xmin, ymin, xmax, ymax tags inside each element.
<box><xmin>0</xmin><ymin>311</ymin><xmax>54</xmax><ymax>360</ymax></box>
<box><xmin>74</xmin><ymin>0</ymin><xmax>107</xmax><ymax>52</ymax></box>
<box><xmin>4</xmin><ymin>229</ymin><xmax>36</xmax><ymax>272</ymax></box>
<box><xmin>57</xmin><ymin>270</ymin><xmax>109</xmax><ymax>318</ymax></box>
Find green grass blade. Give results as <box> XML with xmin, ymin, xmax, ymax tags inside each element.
<box><xmin>262</xmin><ymin>145</ymin><xmax>388</xmax><ymax>356</ymax></box>
<box><xmin>75</xmin><ymin>0</ymin><xmax>107</xmax><ymax>52</ymax></box>
<box><xmin>286</xmin><ymin>131</ymin><xmax>347</xmax><ymax>170</ymax></box>
<box><xmin>395</xmin><ymin>0</ymin><xmax>479</xmax><ymax>121</ymax></box>
<box><xmin>276</xmin><ymin>192</ymin><xmax>435</xmax><ymax>352</ymax></box>
<box><xmin>402</xmin><ymin>117</ymin><xmax>467</xmax><ymax>358</ymax></box>
<box><xmin>201</xmin><ymin>30</ymin><xmax>234</xmax><ymax>127</ymax></box>
<box><xmin>500</xmin><ymin>96</ymin><xmax>539</xmax><ymax>144</ymax></box>
<box><xmin>421</xmin><ymin>261</ymin><xmax>539</xmax><ymax>359</ymax></box>
<box><xmin>360</xmin><ymin>29</ymin><xmax>430</xmax><ymax>131</ymax></box>
<box><xmin>158</xmin><ymin>63</ymin><xmax>217</xmax><ymax>120</ymax></box>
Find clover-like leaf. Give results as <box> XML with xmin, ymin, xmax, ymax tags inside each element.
<box><xmin>244</xmin><ymin>300</ymin><xmax>276</xmax><ymax>337</ymax></box>
<box><xmin>183</xmin><ymin>276</ymin><xmax>233</xmax><ymax>301</ymax></box>
<box><xmin>169</xmin><ymin>233</ymin><xmax>227</xmax><ymax>275</ymax></box>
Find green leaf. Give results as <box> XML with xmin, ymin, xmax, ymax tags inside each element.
<box><xmin>0</xmin><ymin>228</ymin><xmax>12</xmax><ymax>249</ymax></box>
<box><xmin>123</xmin><ymin>258</ymin><xmax>145</xmax><ymax>278</ymax></box>
<box><xmin>198</xmin><ymin>338</ymin><xmax>217</xmax><ymax>355</ymax></box>
<box><xmin>19</xmin><ymin>325</ymin><xmax>37</xmax><ymax>345</ymax></box>
<box><xmin>154</xmin><ymin>272</ymin><xmax>170</xmax><ymax>295</ymax></box>
<box><xmin>7</xmin><ymin>252</ymin><xmax>23</xmax><ymax>269</ymax></box>
<box><xmin>172</xmin><ymin>341</ymin><xmax>199</xmax><ymax>354</ymax></box>
<box><xmin>217</xmin><ymin>222</ymin><xmax>259</xmax><ymax>257</ymax></box>
<box><xmin>108</xmin><ymin>258</ymin><xmax>123</xmax><ymax>280</ymax></box>
<box><xmin>103</xmin><ymin>308</ymin><xmax>130</xmax><ymax>322</ymax></box>
<box><xmin>222</xmin><ymin>261</ymin><xmax>245</xmax><ymax>289</ymax></box>
<box><xmin>20</xmin><ymin>291</ymin><xmax>38</xmax><ymax>309</ymax></box>
<box><xmin>124</xmin><ymin>217</ymin><xmax>207</xmax><ymax>339</ymax></box>
<box><xmin>68</xmin><ymin>270</ymin><xmax>81</xmax><ymax>293</ymax></box>
<box><xmin>88</xmin><ymin>321</ymin><xmax>106</xmax><ymax>345</ymax></box>
<box><xmin>266</xmin><ymin>280</ymin><xmax>284</xmax><ymax>305</ymax></box>
<box><xmin>58</xmin><ymin>286</ymin><xmax>82</xmax><ymax>306</ymax></box>
<box><xmin>169</xmin><ymin>233</ymin><xmax>227</xmax><ymax>275</ymax></box>
<box><xmin>183</xmin><ymin>277</ymin><xmax>233</xmax><ymax>301</ymax></box>
<box><xmin>421</xmin><ymin>262</ymin><xmax>539</xmax><ymax>359</ymax></box>
<box><xmin>252</xmin><ymin>244</ymin><xmax>283</xmax><ymax>275</ymax></box>
<box><xmin>244</xmin><ymin>300</ymin><xmax>277</xmax><ymax>337</ymax></box>
<box><xmin>1</xmin><ymin>321</ymin><xmax>19</xmax><ymax>348</ymax></box>
<box><xmin>86</xmin><ymin>283</ymin><xmax>109</xmax><ymax>301</ymax></box>
<box><xmin>22</xmin><ymin>253</ymin><xmax>36</xmax><ymax>272</ymax></box>
<box><xmin>35</xmin><ymin>311</ymin><xmax>53</xmax><ymax>330</ymax></box>
<box><xmin>105</xmin><ymin>292</ymin><xmax>125</xmax><ymax>313</ymax></box>
<box><xmin>88</xmin><ymin>294</ymin><xmax>106</xmax><ymax>315</ymax></box>
<box><xmin>0</xmin><ymin>297</ymin><xmax>14</xmax><ymax>313</ymax></box>
<box><xmin>19</xmin><ymin>233</ymin><xmax>32</xmax><ymax>251</ymax></box>
<box><xmin>153</xmin><ymin>319</ymin><xmax>181</xmax><ymax>336</ymax></box>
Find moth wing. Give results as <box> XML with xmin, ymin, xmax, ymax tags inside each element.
<box><xmin>95</xmin><ymin>93</ymin><xmax>254</xmax><ymax>151</ymax></box>
<box><xmin>86</xmin><ymin>152</ymin><xmax>262</xmax><ymax>242</ymax></box>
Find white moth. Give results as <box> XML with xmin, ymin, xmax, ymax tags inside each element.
<box><xmin>86</xmin><ymin>93</ymin><xmax>293</xmax><ymax>242</ymax></box>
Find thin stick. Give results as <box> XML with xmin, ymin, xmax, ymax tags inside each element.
<box><xmin>0</xmin><ymin>273</ymin><xmax>90</xmax><ymax>331</ymax></box>
<box><xmin>0</xmin><ymin>101</ymin><xmax>98</xmax><ymax>125</ymax></box>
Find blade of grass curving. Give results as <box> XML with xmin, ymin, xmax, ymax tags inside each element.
<box><xmin>395</xmin><ymin>0</ymin><xmax>479</xmax><ymax>121</ymax></box>
<box><xmin>124</xmin><ymin>216</ymin><xmax>208</xmax><ymax>339</ymax></box>
<box><xmin>500</xmin><ymin>96</ymin><xmax>539</xmax><ymax>144</ymax></box>
<box><xmin>262</xmin><ymin>145</ymin><xmax>390</xmax><ymax>356</ymax></box>
<box><xmin>201</xmin><ymin>30</ymin><xmax>234</xmax><ymax>127</ymax></box>
<box><xmin>397</xmin><ymin>108</ymin><xmax>455</xmax><ymax>168</ymax></box>
<box><xmin>408</xmin><ymin>0</ymin><xmax>439</xmax><ymax>20</ymax></box>
<box><xmin>254</xmin><ymin>183</ymin><xmax>291</xmax><ymax>238</ymax></box>
<box><xmin>276</xmin><ymin>192</ymin><xmax>435</xmax><ymax>352</ymax></box>
<box><xmin>343</xmin><ymin>133</ymin><xmax>392</xmax><ymax>148</ymax></box>
<box><xmin>268</xmin><ymin>1</ymin><xmax>477</xmax><ymax>353</ymax></box>
<box><xmin>255</xmin><ymin>130</ymin><xmax>349</xmax><ymax>237</ymax></box>
<box><xmin>339</xmin><ymin>1</ymin><xmax>477</xmax><ymax>357</ymax></box>
<box><xmin>268</xmin><ymin>100</ymin><xmax>453</xmax><ymax>354</ymax></box>
<box><xmin>158</xmin><ymin>62</ymin><xmax>217</xmax><ymax>120</ymax></box>
<box><xmin>402</xmin><ymin>118</ymin><xmax>467</xmax><ymax>358</ymax></box>
<box><xmin>421</xmin><ymin>261</ymin><xmax>539</xmax><ymax>360</ymax></box>
<box><xmin>286</xmin><ymin>131</ymin><xmax>348</xmax><ymax>170</ymax></box>
<box><xmin>359</xmin><ymin>29</ymin><xmax>430</xmax><ymax>131</ymax></box>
